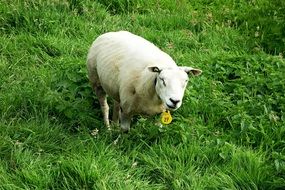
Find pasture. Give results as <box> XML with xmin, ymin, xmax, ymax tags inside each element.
<box><xmin>0</xmin><ymin>0</ymin><xmax>284</xmax><ymax>189</ymax></box>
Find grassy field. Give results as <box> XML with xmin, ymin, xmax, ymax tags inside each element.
<box><xmin>1</xmin><ymin>0</ymin><xmax>285</xmax><ymax>189</ymax></box>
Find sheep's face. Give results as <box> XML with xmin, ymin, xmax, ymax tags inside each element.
<box><xmin>149</xmin><ymin>66</ymin><xmax>202</xmax><ymax>111</ymax></box>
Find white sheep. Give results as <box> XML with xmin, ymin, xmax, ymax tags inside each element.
<box><xmin>87</xmin><ymin>31</ymin><xmax>202</xmax><ymax>131</ymax></box>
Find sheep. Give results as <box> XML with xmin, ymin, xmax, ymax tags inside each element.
<box><xmin>87</xmin><ymin>31</ymin><xmax>202</xmax><ymax>131</ymax></box>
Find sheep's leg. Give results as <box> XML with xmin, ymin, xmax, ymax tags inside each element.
<box><xmin>120</xmin><ymin>111</ymin><xmax>131</xmax><ymax>132</ymax></box>
<box><xmin>87</xmin><ymin>60</ymin><xmax>110</xmax><ymax>129</ymax></box>
<box><xmin>112</xmin><ymin>101</ymin><xmax>120</xmax><ymax>124</ymax></box>
<box><xmin>95</xmin><ymin>86</ymin><xmax>110</xmax><ymax>129</ymax></box>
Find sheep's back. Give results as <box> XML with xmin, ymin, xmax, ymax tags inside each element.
<box><xmin>90</xmin><ymin>31</ymin><xmax>176</xmax><ymax>101</ymax></box>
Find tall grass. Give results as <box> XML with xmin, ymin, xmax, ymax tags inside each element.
<box><xmin>0</xmin><ymin>0</ymin><xmax>284</xmax><ymax>189</ymax></box>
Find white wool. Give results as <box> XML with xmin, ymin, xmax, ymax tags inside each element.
<box><xmin>87</xmin><ymin>31</ymin><xmax>202</xmax><ymax>131</ymax></box>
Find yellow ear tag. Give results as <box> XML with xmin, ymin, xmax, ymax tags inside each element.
<box><xmin>161</xmin><ymin>111</ymin><xmax>172</xmax><ymax>124</ymax></box>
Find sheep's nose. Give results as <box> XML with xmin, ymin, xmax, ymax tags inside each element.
<box><xmin>169</xmin><ymin>98</ymin><xmax>180</xmax><ymax>106</ymax></box>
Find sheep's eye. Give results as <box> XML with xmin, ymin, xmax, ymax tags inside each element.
<box><xmin>160</xmin><ymin>78</ymin><xmax>166</xmax><ymax>86</ymax></box>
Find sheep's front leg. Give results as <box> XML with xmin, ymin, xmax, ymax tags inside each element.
<box><xmin>120</xmin><ymin>111</ymin><xmax>131</xmax><ymax>132</ymax></box>
<box><xmin>95</xmin><ymin>86</ymin><xmax>110</xmax><ymax>129</ymax></box>
<box><xmin>112</xmin><ymin>100</ymin><xmax>120</xmax><ymax>124</ymax></box>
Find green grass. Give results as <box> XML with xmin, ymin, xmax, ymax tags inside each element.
<box><xmin>1</xmin><ymin>0</ymin><xmax>285</xmax><ymax>189</ymax></box>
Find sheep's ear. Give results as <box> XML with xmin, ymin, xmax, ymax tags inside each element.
<box><xmin>148</xmin><ymin>66</ymin><xmax>161</xmax><ymax>73</ymax></box>
<box><xmin>180</xmin><ymin>66</ymin><xmax>202</xmax><ymax>76</ymax></box>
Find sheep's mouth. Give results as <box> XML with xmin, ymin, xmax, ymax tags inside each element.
<box><xmin>166</xmin><ymin>104</ymin><xmax>176</xmax><ymax>110</ymax></box>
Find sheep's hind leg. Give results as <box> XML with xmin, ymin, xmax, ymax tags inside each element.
<box><xmin>87</xmin><ymin>60</ymin><xmax>110</xmax><ymax>129</ymax></box>
<box><xmin>95</xmin><ymin>86</ymin><xmax>110</xmax><ymax>129</ymax></box>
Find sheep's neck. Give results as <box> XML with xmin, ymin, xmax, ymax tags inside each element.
<box><xmin>141</xmin><ymin>75</ymin><xmax>162</xmax><ymax>105</ymax></box>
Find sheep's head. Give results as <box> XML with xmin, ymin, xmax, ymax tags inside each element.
<box><xmin>148</xmin><ymin>66</ymin><xmax>202</xmax><ymax>111</ymax></box>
